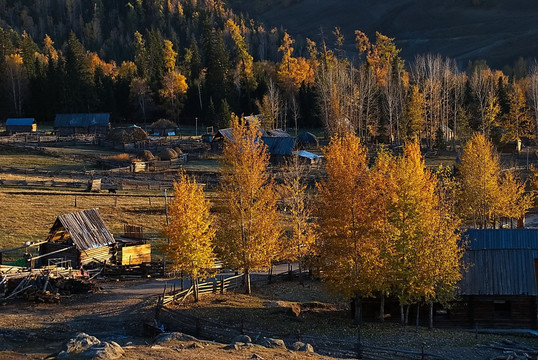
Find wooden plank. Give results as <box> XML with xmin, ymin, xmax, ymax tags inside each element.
<box><xmin>120</xmin><ymin>244</ymin><xmax>151</xmax><ymax>265</ymax></box>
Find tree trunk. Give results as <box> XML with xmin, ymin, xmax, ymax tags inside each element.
<box><xmin>379</xmin><ymin>294</ymin><xmax>385</xmax><ymax>323</ymax></box>
<box><xmin>415</xmin><ymin>303</ymin><xmax>420</xmax><ymax>331</ymax></box>
<box><xmin>400</xmin><ymin>304</ymin><xmax>405</xmax><ymax>325</ymax></box>
<box><xmin>245</xmin><ymin>269</ymin><xmax>251</xmax><ymax>295</ymax></box>
<box><xmin>354</xmin><ymin>295</ymin><xmax>362</xmax><ymax>325</ymax></box>
<box><xmin>405</xmin><ymin>304</ymin><xmax>410</xmax><ymax>325</ymax></box>
<box><xmin>428</xmin><ymin>302</ymin><xmax>434</xmax><ymax>330</ymax></box>
<box><xmin>298</xmin><ymin>259</ymin><xmax>303</xmax><ymax>286</ymax></box>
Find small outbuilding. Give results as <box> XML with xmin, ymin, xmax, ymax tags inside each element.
<box><xmin>40</xmin><ymin>209</ymin><xmax>116</xmax><ymax>268</ymax></box>
<box><xmin>297</xmin><ymin>132</ymin><xmax>319</xmax><ymax>148</ymax></box>
<box><xmin>5</xmin><ymin>118</ymin><xmax>36</xmax><ymax>134</ymax></box>
<box><xmin>444</xmin><ymin>229</ymin><xmax>538</xmax><ymax>329</ymax></box>
<box><xmin>54</xmin><ymin>113</ymin><xmax>110</xmax><ymax>135</ymax></box>
<box><xmin>149</xmin><ymin>119</ymin><xmax>178</xmax><ymax>136</ymax></box>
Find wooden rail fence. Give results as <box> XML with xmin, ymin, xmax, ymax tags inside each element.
<box><xmin>159</xmin><ymin>274</ymin><xmax>243</xmax><ymax>306</ymax></box>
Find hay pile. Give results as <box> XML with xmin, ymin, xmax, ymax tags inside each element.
<box><xmin>159</xmin><ymin>148</ymin><xmax>178</xmax><ymax>160</ymax></box>
<box><xmin>107</xmin><ymin>127</ymin><xmax>148</xmax><ymax>143</ymax></box>
<box><xmin>151</xmin><ymin>119</ymin><xmax>178</xmax><ymax>129</ymax></box>
<box><xmin>137</xmin><ymin>150</ymin><xmax>155</xmax><ymax>161</ymax></box>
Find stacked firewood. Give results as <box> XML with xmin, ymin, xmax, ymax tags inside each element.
<box><xmin>0</xmin><ymin>271</ymin><xmax>99</xmax><ymax>303</ymax></box>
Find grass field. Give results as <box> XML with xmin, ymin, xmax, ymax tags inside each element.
<box><xmin>0</xmin><ymin>190</ymin><xmax>169</xmax><ymax>257</ymax></box>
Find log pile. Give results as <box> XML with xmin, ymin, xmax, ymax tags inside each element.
<box><xmin>0</xmin><ymin>270</ymin><xmax>99</xmax><ymax>303</ymax></box>
<box><xmin>478</xmin><ymin>339</ymin><xmax>538</xmax><ymax>360</ymax></box>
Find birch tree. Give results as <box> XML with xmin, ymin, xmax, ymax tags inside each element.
<box><xmin>216</xmin><ymin>115</ymin><xmax>281</xmax><ymax>294</ymax></box>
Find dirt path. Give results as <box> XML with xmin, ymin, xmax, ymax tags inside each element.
<box><xmin>0</xmin><ymin>279</ymin><xmax>165</xmax><ymax>356</ymax></box>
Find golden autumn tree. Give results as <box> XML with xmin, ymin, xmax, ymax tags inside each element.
<box><xmin>386</xmin><ymin>141</ymin><xmax>463</xmax><ymax>325</ymax></box>
<box><xmin>277</xmin><ymin>32</ymin><xmax>314</xmax><ymax>96</ymax></box>
<box><xmin>226</xmin><ymin>18</ymin><xmax>256</xmax><ymax>93</ymax></box>
<box><xmin>402</xmin><ymin>85</ymin><xmax>426</xmax><ymax>140</ymax></box>
<box><xmin>216</xmin><ymin>115</ymin><xmax>281</xmax><ymax>294</ymax></box>
<box><xmin>316</xmin><ymin>132</ymin><xmax>389</xmax><ymax>323</ymax></box>
<box><xmin>457</xmin><ymin>133</ymin><xmax>530</xmax><ymax>228</ymax></box>
<box><xmin>164</xmin><ymin>171</ymin><xmax>215</xmax><ymax>302</ymax></box>
<box><xmin>279</xmin><ymin>158</ymin><xmax>317</xmax><ymax>285</ymax></box>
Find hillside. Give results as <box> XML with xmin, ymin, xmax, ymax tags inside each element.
<box><xmin>228</xmin><ymin>0</ymin><xmax>538</xmax><ymax>68</ymax></box>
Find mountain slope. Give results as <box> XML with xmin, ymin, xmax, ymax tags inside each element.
<box><xmin>228</xmin><ymin>0</ymin><xmax>538</xmax><ymax>68</ymax></box>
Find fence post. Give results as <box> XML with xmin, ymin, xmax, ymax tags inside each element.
<box><xmin>220</xmin><ymin>275</ymin><xmax>224</xmax><ymax>294</ymax></box>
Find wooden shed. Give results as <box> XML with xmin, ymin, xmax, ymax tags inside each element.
<box><xmin>54</xmin><ymin>113</ymin><xmax>110</xmax><ymax>135</ymax></box>
<box><xmin>443</xmin><ymin>229</ymin><xmax>538</xmax><ymax>328</ymax></box>
<box><xmin>40</xmin><ymin>209</ymin><xmax>116</xmax><ymax>268</ymax></box>
<box><xmin>5</xmin><ymin>118</ymin><xmax>36</xmax><ymax>134</ymax></box>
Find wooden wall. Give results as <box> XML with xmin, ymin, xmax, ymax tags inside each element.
<box><xmin>119</xmin><ymin>244</ymin><xmax>151</xmax><ymax>265</ymax></box>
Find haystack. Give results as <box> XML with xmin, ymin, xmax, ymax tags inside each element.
<box><xmin>150</xmin><ymin>119</ymin><xmax>178</xmax><ymax>129</ymax></box>
<box><xmin>107</xmin><ymin>126</ymin><xmax>148</xmax><ymax>143</ymax></box>
<box><xmin>137</xmin><ymin>150</ymin><xmax>155</xmax><ymax>161</ymax></box>
<box><xmin>159</xmin><ymin>148</ymin><xmax>178</xmax><ymax>160</ymax></box>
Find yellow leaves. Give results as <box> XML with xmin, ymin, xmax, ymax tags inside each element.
<box><xmin>458</xmin><ymin>133</ymin><xmax>531</xmax><ymax>227</ymax></box>
<box><xmin>118</xmin><ymin>61</ymin><xmax>138</xmax><ymax>79</ymax></box>
<box><xmin>164</xmin><ymin>171</ymin><xmax>215</xmax><ymax>280</ymax></box>
<box><xmin>216</xmin><ymin>115</ymin><xmax>281</xmax><ymax>273</ymax></box>
<box><xmin>163</xmin><ymin>39</ymin><xmax>177</xmax><ymax>73</ymax></box>
<box><xmin>88</xmin><ymin>52</ymin><xmax>118</xmax><ymax>77</ymax></box>
<box><xmin>277</xmin><ymin>32</ymin><xmax>314</xmax><ymax>94</ymax></box>
<box><xmin>317</xmin><ymin>136</ymin><xmax>463</xmax><ymax>304</ymax></box>
<box><xmin>159</xmin><ymin>70</ymin><xmax>188</xmax><ymax>101</ymax></box>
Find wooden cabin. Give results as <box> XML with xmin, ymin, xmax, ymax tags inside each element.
<box><xmin>5</xmin><ymin>118</ymin><xmax>36</xmax><ymax>134</ymax></box>
<box><xmin>54</xmin><ymin>113</ymin><xmax>110</xmax><ymax>135</ymax></box>
<box><xmin>443</xmin><ymin>229</ymin><xmax>538</xmax><ymax>329</ymax></box>
<box><xmin>40</xmin><ymin>209</ymin><xmax>116</xmax><ymax>268</ymax></box>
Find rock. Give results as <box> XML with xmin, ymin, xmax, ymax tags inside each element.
<box><xmin>186</xmin><ymin>342</ymin><xmax>204</xmax><ymax>349</ymax></box>
<box><xmin>223</xmin><ymin>342</ymin><xmax>241</xmax><ymax>350</ymax></box>
<box><xmin>291</xmin><ymin>342</ymin><xmax>305</xmax><ymax>351</ymax></box>
<box><xmin>289</xmin><ymin>303</ymin><xmax>301</xmax><ymax>317</ymax></box>
<box><xmin>60</xmin><ymin>333</ymin><xmax>101</xmax><ymax>355</ymax></box>
<box><xmin>299</xmin><ymin>343</ymin><xmax>314</xmax><ymax>353</ymax></box>
<box><xmin>259</xmin><ymin>337</ymin><xmax>286</xmax><ymax>349</ymax></box>
<box><xmin>232</xmin><ymin>335</ymin><xmax>251</xmax><ymax>344</ymax></box>
<box><xmin>154</xmin><ymin>332</ymin><xmax>199</xmax><ymax>344</ymax></box>
<box><xmin>77</xmin><ymin>341</ymin><xmax>125</xmax><ymax>360</ymax></box>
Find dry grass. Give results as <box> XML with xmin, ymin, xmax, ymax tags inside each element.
<box><xmin>175</xmin><ymin>280</ymin><xmax>353</xmax><ymax>337</ymax></box>
<box><xmin>0</xmin><ymin>190</ymin><xmax>168</xmax><ymax>256</ymax></box>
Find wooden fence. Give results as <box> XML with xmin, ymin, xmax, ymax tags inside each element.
<box><xmin>156</xmin><ymin>305</ymin><xmax>442</xmax><ymax>359</ymax></box>
<box><xmin>160</xmin><ymin>273</ymin><xmax>244</xmax><ymax>306</ymax></box>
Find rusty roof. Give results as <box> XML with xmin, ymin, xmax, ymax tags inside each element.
<box><xmin>49</xmin><ymin>209</ymin><xmax>115</xmax><ymax>250</ymax></box>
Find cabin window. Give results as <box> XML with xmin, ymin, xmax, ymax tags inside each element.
<box><xmin>493</xmin><ymin>300</ymin><xmax>511</xmax><ymax>319</ymax></box>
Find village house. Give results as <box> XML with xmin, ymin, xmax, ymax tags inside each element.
<box><xmin>54</xmin><ymin>113</ymin><xmax>110</xmax><ymax>135</ymax></box>
<box><xmin>442</xmin><ymin>229</ymin><xmax>538</xmax><ymax>329</ymax></box>
<box><xmin>5</xmin><ymin>118</ymin><xmax>36</xmax><ymax>134</ymax></box>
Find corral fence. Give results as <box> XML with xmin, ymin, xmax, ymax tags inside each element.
<box><xmin>157</xmin><ymin>303</ymin><xmax>443</xmax><ymax>360</ymax></box>
<box><xmin>159</xmin><ymin>273</ymin><xmax>243</xmax><ymax>306</ymax></box>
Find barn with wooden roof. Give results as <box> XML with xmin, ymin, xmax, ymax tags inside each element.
<box><xmin>40</xmin><ymin>209</ymin><xmax>116</xmax><ymax>268</ymax></box>
<box><xmin>442</xmin><ymin>229</ymin><xmax>538</xmax><ymax>328</ymax></box>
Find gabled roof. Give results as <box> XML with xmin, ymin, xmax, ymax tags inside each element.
<box><xmin>48</xmin><ymin>209</ymin><xmax>115</xmax><ymax>250</ymax></box>
<box><xmin>293</xmin><ymin>150</ymin><xmax>323</xmax><ymax>160</ymax></box>
<box><xmin>54</xmin><ymin>113</ymin><xmax>110</xmax><ymax>128</ymax></box>
<box><xmin>267</xmin><ymin>129</ymin><xmax>291</xmax><ymax>138</ymax></box>
<box><xmin>261</xmin><ymin>136</ymin><xmax>297</xmax><ymax>156</ymax></box>
<box><xmin>458</xmin><ymin>229</ymin><xmax>538</xmax><ymax>296</ymax></box>
<box><xmin>6</xmin><ymin>118</ymin><xmax>35</xmax><ymax>126</ymax></box>
<box><xmin>297</xmin><ymin>132</ymin><xmax>319</xmax><ymax>146</ymax></box>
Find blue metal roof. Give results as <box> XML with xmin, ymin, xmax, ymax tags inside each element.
<box><xmin>465</xmin><ymin>229</ymin><xmax>538</xmax><ymax>250</ymax></box>
<box><xmin>54</xmin><ymin>113</ymin><xmax>110</xmax><ymax>128</ymax></box>
<box><xmin>458</xmin><ymin>229</ymin><xmax>538</xmax><ymax>296</ymax></box>
<box><xmin>261</xmin><ymin>136</ymin><xmax>297</xmax><ymax>156</ymax></box>
<box><xmin>6</xmin><ymin>118</ymin><xmax>35</xmax><ymax>126</ymax></box>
